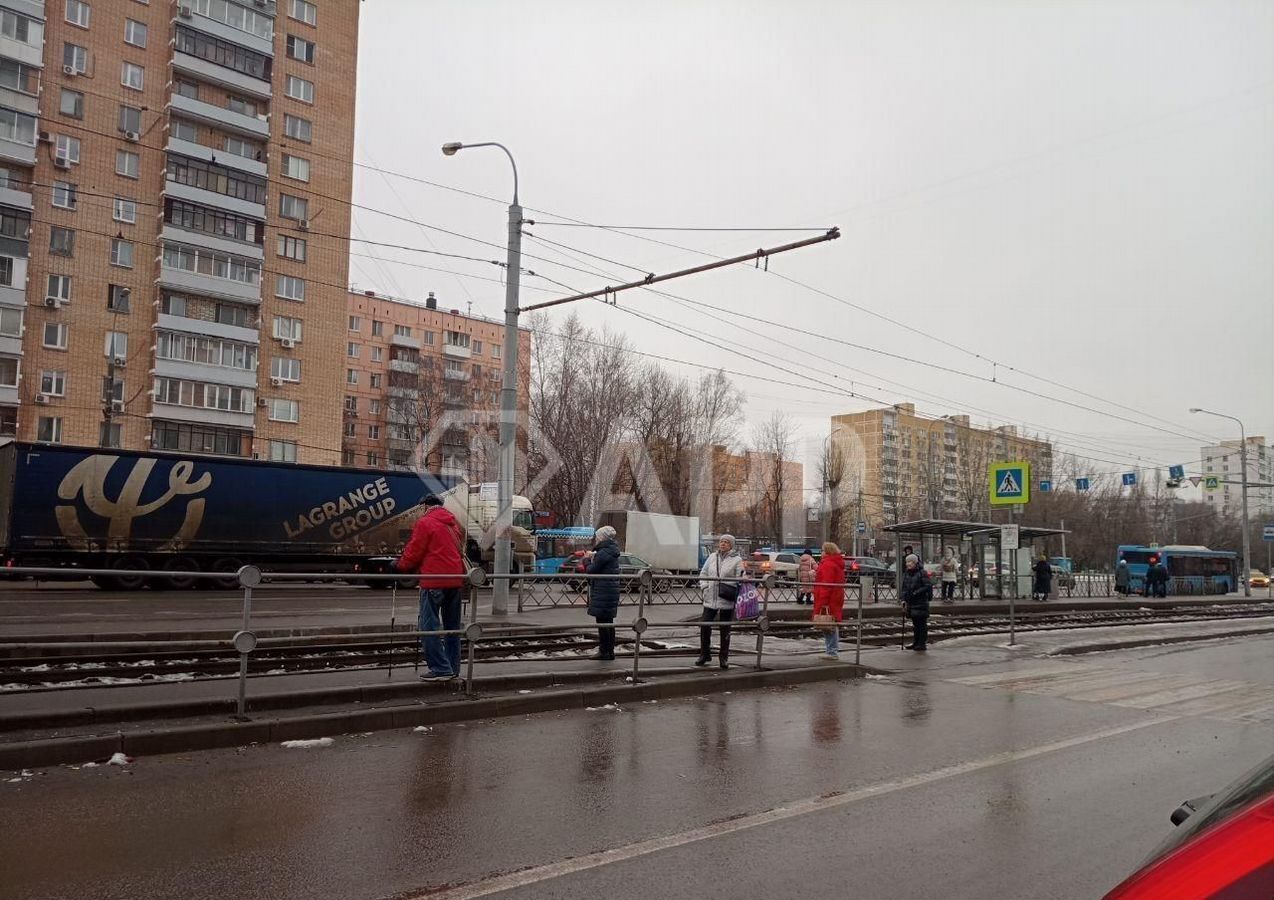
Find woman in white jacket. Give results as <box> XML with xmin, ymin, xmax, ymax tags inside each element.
<box><xmin>697</xmin><ymin>534</ymin><xmax>744</xmax><ymax>669</ymax></box>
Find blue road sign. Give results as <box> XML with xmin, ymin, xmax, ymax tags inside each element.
<box><xmin>856</xmin><ymin>521</ymin><xmax>867</xmax><ymax>534</ymax></box>
<box><xmin>1169</xmin><ymin>464</ymin><xmax>1185</xmax><ymax>480</ymax></box>
<box><xmin>990</xmin><ymin>461</ymin><xmax>1030</xmax><ymax>506</ymax></box>
<box><xmin>1039</xmin><ymin>480</ymin><xmax>1052</xmax><ymax>493</ymax></box>
<box><xmin>1122</xmin><ymin>472</ymin><xmax>1137</xmax><ymax>486</ymax></box>
<box><xmin>1076</xmin><ymin>478</ymin><xmax>1090</xmax><ymax>491</ymax></box>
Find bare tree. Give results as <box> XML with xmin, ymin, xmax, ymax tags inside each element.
<box><xmin>751</xmin><ymin>411</ymin><xmax>798</xmax><ymax>542</ymax></box>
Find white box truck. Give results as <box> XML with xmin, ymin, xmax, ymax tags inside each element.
<box><xmin>597</xmin><ymin>510</ymin><xmax>701</xmax><ymax>585</ymax></box>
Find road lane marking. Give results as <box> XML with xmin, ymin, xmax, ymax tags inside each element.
<box><xmin>410</xmin><ymin>716</ymin><xmax>1173</xmax><ymax>900</ymax></box>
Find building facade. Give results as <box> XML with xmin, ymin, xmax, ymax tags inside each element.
<box><xmin>341</xmin><ymin>289</ymin><xmax>531</xmax><ymax>483</ymax></box>
<box><xmin>2</xmin><ymin>0</ymin><xmax>356</xmax><ymax>464</ymax></box>
<box><xmin>1201</xmin><ymin>437</ymin><xmax>1272</xmax><ymax>519</ymax></box>
<box><xmin>830</xmin><ymin>403</ymin><xmax>1054</xmax><ymax>527</ymax></box>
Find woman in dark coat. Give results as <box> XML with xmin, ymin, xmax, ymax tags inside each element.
<box><xmin>586</xmin><ymin>525</ymin><xmax>621</xmax><ymax>661</ymax></box>
<box><xmin>1032</xmin><ymin>556</ymin><xmax>1053</xmax><ymax>601</ymax></box>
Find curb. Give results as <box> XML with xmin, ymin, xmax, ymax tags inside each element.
<box><xmin>0</xmin><ymin>663</ymin><xmax>867</xmax><ymax>770</ymax></box>
<box><xmin>1047</xmin><ymin>625</ymin><xmax>1274</xmax><ymax>656</ymax></box>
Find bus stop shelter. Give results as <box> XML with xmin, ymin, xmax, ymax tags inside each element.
<box><xmin>883</xmin><ymin>519</ymin><xmax>1069</xmax><ymax>600</ymax></box>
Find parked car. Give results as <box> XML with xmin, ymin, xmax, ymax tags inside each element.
<box><xmin>743</xmin><ymin>551</ymin><xmax>800</xmax><ymax>585</ymax></box>
<box><xmin>1249</xmin><ymin>570</ymin><xmax>1270</xmax><ymax>589</ymax></box>
<box><xmin>1102</xmin><ymin>750</ymin><xmax>1274</xmax><ymax>898</ymax></box>
<box><xmin>562</xmin><ymin>551</ymin><xmax>672</xmax><ymax>593</ymax></box>
<box><xmin>1052</xmin><ymin>565</ymin><xmax>1076</xmax><ymax>590</ymax></box>
<box><xmin>844</xmin><ymin>557</ymin><xmax>895</xmax><ymax>587</ymax></box>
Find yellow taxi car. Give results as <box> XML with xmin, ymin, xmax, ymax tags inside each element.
<box><xmin>1249</xmin><ymin>570</ymin><xmax>1271</xmax><ymax>589</ymax></box>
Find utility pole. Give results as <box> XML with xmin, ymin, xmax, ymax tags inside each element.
<box><xmin>1190</xmin><ymin>408</ymin><xmax>1252</xmax><ymax>598</ymax></box>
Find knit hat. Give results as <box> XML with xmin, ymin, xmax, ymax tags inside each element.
<box><xmin>905</xmin><ymin>553</ymin><xmax>919</xmax><ymax>566</ymax></box>
<box><xmin>595</xmin><ymin>525</ymin><xmax>617</xmax><ymax>543</ymax></box>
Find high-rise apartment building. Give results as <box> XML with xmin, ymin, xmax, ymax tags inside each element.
<box><xmin>830</xmin><ymin>403</ymin><xmax>1053</xmax><ymax>526</ymax></box>
<box><xmin>1</xmin><ymin>0</ymin><xmax>356</xmax><ymax>464</ymax></box>
<box><xmin>1201</xmin><ymin>436</ymin><xmax>1272</xmax><ymax>519</ymax></box>
<box><xmin>342</xmin><ymin>289</ymin><xmax>531</xmax><ymax>482</ymax></box>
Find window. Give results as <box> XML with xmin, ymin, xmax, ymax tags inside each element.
<box><xmin>99</xmin><ymin>422</ymin><xmax>122</xmax><ymax>448</ymax></box>
<box><xmin>371</xmin><ymin>320</ymin><xmax>384</xmax><ymax>337</ymax></box>
<box><xmin>272</xmin><ymin>436</ymin><xmax>300</xmax><ymax>460</ymax></box>
<box><xmin>158</xmin><ymin>332</ymin><xmax>259</xmax><ymax>371</ymax></box>
<box><xmin>423</xmin><ymin>331</ymin><xmax>434</xmax><ymax>345</ymax></box>
<box><xmin>112</xmin><ymin>198</ymin><xmax>137</xmax><ymax>224</ymax></box>
<box><xmin>108</xmin><ymin>284</ymin><xmax>131</xmax><ymax>313</ymax></box>
<box><xmin>124</xmin><ymin>18</ymin><xmax>147</xmax><ymax>47</ymax></box>
<box><xmin>118</xmin><ymin>105</ymin><xmax>142</xmax><ymax>134</ymax></box>
<box><xmin>285</xmin><ymin>75</ymin><xmax>314</xmax><ymax>103</ymax></box>
<box><xmin>152</xmin><ymin>421</ymin><xmax>249</xmax><ymax>457</ymax></box>
<box><xmin>224</xmin><ymin>136</ymin><xmax>261</xmax><ymax>160</ymax></box>
<box><xmin>110</xmin><ymin>239</ymin><xmax>134</xmax><ymax>268</ymax></box>
<box><xmin>271</xmin><ymin>357</ymin><xmax>301</xmax><ymax>382</ymax></box>
<box><xmin>59</xmin><ymin>89</ymin><xmax>84</xmax><ymax>119</ymax></box>
<box><xmin>273</xmin><ymin>316</ymin><xmax>302</xmax><ymax>341</ymax></box>
<box><xmin>154</xmin><ymin>377</ymin><xmax>254</xmax><ymax>413</ymax></box>
<box><xmin>283</xmin><ymin>114</ymin><xmax>312</xmax><ymax>143</ymax></box>
<box><xmin>226</xmin><ymin>94</ymin><xmax>258</xmax><ymax>117</ymax></box>
<box><xmin>55</xmin><ymin>135</ymin><xmax>80</xmax><ymax>164</ymax></box>
<box><xmin>102</xmin><ymin>377</ymin><xmax>124</xmax><ymax>403</ymax></box>
<box><xmin>370</xmin><ymin>347</ymin><xmax>383</xmax><ymax>363</ymax></box>
<box><xmin>37</xmin><ymin>417</ymin><xmax>62</xmax><ymax>444</ymax></box>
<box><xmin>281</xmin><ymin>154</ymin><xmax>310</xmax><ymax>182</ymax></box>
<box><xmin>346</xmin><ymin>369</ymin><xmax>358</xmax><ymax>385</ymax></box>
<box><xmin>162</xmin><ymin>242</ymin><xmax>261</xmax><ymax>285</ymax></box>
<box><xmin>370</xmin><ymin>373</ymin><xmax>382</xmax><ymax>389</ymax></box>
<box><xmin>49</xmin><ymin>227</ymin><xmax>75</xmax><ymax>257</ymax></box>
<box><xmin>279</xmin><ymin>193</ymin><xmax>308</xmax><ymax>221</ymax></box>
<box><xmin>369</xmin><ymin>399</ymin><xmax>381</xmax><ymax>415</ymax></box>
<box><xmin>0</xmin><ymin>307</ymin><xmax>20</xmax><ymax>336</ymax></box>
<box><xmin>171</xmin><ymin>119</ymin><xmax>197</xmax><ymax>142</ymax></box>
<box><xmin>368</xmin><ymin>425</ymin><xmax>381</xmax><ymax>440</ymax></box>
<box><xmin>175</xmin><ymin>78</ymin><xmax>198</xmax><ymax>100</ymax></box>
<box><xmin>492</xmin><ymin>344</ymin><xmax>500</xmax><ymax>359</ymax></box>
<box><xmin>121</xmin><ymin>62</ymin><xmax>144</xmax><ymax>91</ymax></box>
<box><xmin>116</xmin><ymin>150</ymin><xmax>140</xmax><ymax>179</ymax></box>
<box><xmin>0</xmin><ymin>356</ymin><xmax>16</xmax><ymax>387</ymax></box>
<box><xmin>267</xmin><ymin>398</ymin><xmax>299</xmax><ymax>423</ymax></box>
<box><xmin>165</xmin><ymin>199</ymin><xmax>262</xmax><ymax>245</ymax></box>
<box><xmin>105</xmin><ymin>331</ymin><xmax>127</xmax><ymax>358</ymax></box>
<box><xmin>289</xmin><ymin>0</ymin><xmax>317</xmax><ymax>25</ymax></box>
<box><xmin>0</xmin><ymin>59</ymin><xmax>37</xmax><ymax>95</ymax></box>
<box><xmin>342</xmin><ymin>450</ymin><xmax>355</xmax><ymax>466</ymax></box>
<box><xmin>43</xmin><ymin>322</ymin><xmax>68</xmax><ymax>350</ymax></box>
<box><xmin>1</xmin><ymin>10</ymin><xmax>42</xmax><ymax>46</ymax></box>
<box><xmin>277</xmin><ymin>235</ymin><xmax>307</xmax><ymax>261</ymax></box>
<box><xmin>51</xmin><ymin>181</ymin><xmax>77</xmax><ymax>211</ymax></box>
<box><xmin>367</xmin><ymin>452</ymin><xmax>382</xmax><ymax>467</ymax></box>
<box><xmin>393</xmin><ymin>324</ymin><xmax>412</xmax><ymax>337</ymax></box>
<box><xmin>347</xmin><ymin>342</ymin><xmax>359</xmax><ymax>358</ymax></box>
<box><xmin>0</xmin><ymin>107</ymin><xmax>35</xmax><ymax>145</ymax></box>
<box><xmin>174</xmin><ymin>26</ymin><xmax>271</xmax><ymax>82</ymax></box>
<box><xmin>0</xmin><ymin>257</ymin><xmax>11</xmax><ymax>287</ymax></box>
<box><xmin>166</xmin><ymin>156</ymin><xmax>267</xmax><ymax>205</ymax></box>
<box><xmin>343</xmin><ymin>421</ymin><xmax>356</xmax><ymax>438</ymax></box>
<box><xmin>473</xmin><ymin>340</ymin><xmax>483</xmax><ymax>354</ymax></box>
<box><xmin>286</xmin><ymin>34</ymin><xmax>315</xmax><ymax>63</ymax></box>
<box><xmin>47</xmin><ymin>274</ymin><xmax>72</xmax><ymax>302</ymax></box>
<box><xmin>65</xmin><ymin>0</ymin><xmax>90</xmax><ymax>27</ymax></box>
<box><xmin>186</xmin><ymin>0</ymin><xmax>273</xmax><ymax>40</ymax></box>
<box><xmin>275</xmin><ymin>275</ymin><xmax>305</xmax><ymax>301</ymax></box>
<box><xmin>40</xmin><ymin>370</ymin><xmax>66</xmax><ymax>397</ymax></box>
<box><xmin>348</xmin><ymin>316</ymin><xmax>361</xmax><ymax>332</ymax></box>
<box><xmin>63</xmin><ymin>43</ymin><xmax>88</xmax><ymax>74</ymax></box>
<box><xmin>343</xmin><ymin>396</ymin><xmax>357</xmax><ymax>413</ymax></box>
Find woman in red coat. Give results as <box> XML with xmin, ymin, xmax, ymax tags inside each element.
<box><xmin>812</xmin><ymin>541</ymin><xmax>846</xmax><ymax>659</ymax></box>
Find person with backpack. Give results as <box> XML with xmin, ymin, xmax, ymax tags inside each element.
<box><xmin>395</xmin><ymin>494</ymin><xmax>467</xmax><ymax>681</ymax></box>
<box><xmin>900</xmin><ymin>553</ymin><xmax>932</xmax><ymax>652</ymax></box>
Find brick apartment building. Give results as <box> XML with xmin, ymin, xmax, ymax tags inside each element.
<box><xmin>0</xmin><ymin>0</ymin><xmax>357</xmax><ymax>464</ymax></box>
<box><xmin>341</xmin><ymin>289</ymin><xmax>531</xmax><ymax>483</ymax></box>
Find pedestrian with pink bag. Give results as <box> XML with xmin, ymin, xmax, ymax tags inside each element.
<box><xmin>812</xmin><ymin>542</ymin><xmax>846</xmax><ymax>660</ymax></box>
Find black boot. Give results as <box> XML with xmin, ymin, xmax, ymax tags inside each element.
<box><xmin>694</xmin><ymin>655</ymin><xmax>711</xmax><ymax>666</ymax></box>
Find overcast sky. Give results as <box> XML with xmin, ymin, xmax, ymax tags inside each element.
<box><xmin>351</xmin><ymin>0</ymin><xmax>1273</xmax><ymax>496</ymax></box>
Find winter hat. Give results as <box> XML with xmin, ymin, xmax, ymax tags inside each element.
<box><xmin>595</xmin><ymin>525</ymin><xmax>617</xmax><ymax>543</ymax></box>
<box><xmin>905</xmin><ymin>554</ymin><xmax>919</xmax><ymax>566</ymax></box>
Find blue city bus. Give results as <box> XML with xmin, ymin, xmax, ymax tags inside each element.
<box><xmin>535</xmin><ymin>526</ymin><xmax>596</xmax><ymax>574</ymax></box>
<box><xmin>1115</xmin><ymin>545</ymin><xmax>1239</xmax><ymax>595</ymax></box>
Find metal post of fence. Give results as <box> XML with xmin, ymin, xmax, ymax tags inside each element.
<box><xmin>464</xmin><ymin>567</ymin><xmax>486</xmax><ymax>698</ymax></box>
<box><xmin>631</xmin><ymin>569</ymin><xmax>651</xmax><ymax>683</ymax></box>
<box><xmin>857</xmin><ymin>576</ymin><xmax>870</xmax><ymax>666</ymax></box>
<box><xmin>1009</xmin><ymin>585</ymin><xmax>1016</xmax><ymax>646</ymax></box>
<box><xmin>517</xmin><ymin>573</ymin><xmax>525</xmax><ymax>613</ymax></box>
<box><xmin>757</xmin><ymin>573</ymin><xmax>774</xmax><ymax>669</ymax></box>
<box><xmin>233</xmin><ymin>565</ymin><xmax>262</xmax><ymax>719</ymax></box>
<box><xmin>388</xmin><ymin>580</ymin><xmax>398</xmax><ymax>679</ymax></box>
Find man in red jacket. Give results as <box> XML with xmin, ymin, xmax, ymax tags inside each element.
<box><xmin>395</xmin><ymin>495</ymin><xmax>467</xmax><ymax>681</ymax></box>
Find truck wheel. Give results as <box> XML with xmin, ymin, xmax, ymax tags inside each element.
<box><xmin>154</xmin><ymin>557</ymin><xmax>200</xmax><ymax>591</ymax></box>
<box><xmin>204</xmin><ymin>558</ymin><xmax>244</xmax><ymax>591</ymax></box>
<box><xmin>110</xmin><ymin>556</ymin><xmax>149</xmax><ymax>591</ymax></box>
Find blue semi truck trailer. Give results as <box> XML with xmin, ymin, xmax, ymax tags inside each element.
<box><xmin>0</xmin><ymin>441</ymin><xmax>457</xmax><ymax>590</ymax></box>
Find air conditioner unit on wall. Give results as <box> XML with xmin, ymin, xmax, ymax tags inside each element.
<box><xmin>113</xmin><ymin>357</ymin><xmax>127</xmax><ymax>368</ymax></box>
<box><xmin>34</xmin><ymin>393</ymin><xmax>47</xmax><ymax>405</ymax></box>
<box><xmin>53</xmin><ymin>157</ymin><xmax>71</xmax><ymax>170</ymax></box>
<box><xmin>280</xmin><ymin>338</ymin><xmax>296</xmax><ymax>349</ymax></box>
<box><xmin>269</xmin><ymin>376</ymin><xmax>283</xmax><ymax>387</ymax></box>
<box><xmin>110</xmin><ymin>400</ymin><xmax>125</xmax><ymax>413</ymax></box>
<box><xmin>123</xmin><ymin>131</ymin><xmax>140</xmax><ymax>143</ymax></box>
<box><xmin>43</xmin><ymin>297</ymin><xmax>61</xmax><ymax>309</ymax></box>
<box><xmin>178</xmin><ymin>6</ymin><xmax>193</xmax><ymax>18</ymax></box>
<box><xmin>62</xmin><ymin>65</ymin><xmax>77</xmax><ymax>76</ymax></box>
<box><xmin>257</xmin><ymin>397</ymin><xmax>268</xmax><ymax>408</ymax></box>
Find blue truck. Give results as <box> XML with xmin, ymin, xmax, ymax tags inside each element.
<box><xmin>0</xmin><ymin>441</ymin><xmax>456</xmax><ymax>590</ymax></box>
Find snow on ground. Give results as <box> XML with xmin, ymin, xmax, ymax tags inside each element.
<box><xmin>280</xmin><ymin>738</ymin><xmax>334</xmax><ymax>749</ymax></box>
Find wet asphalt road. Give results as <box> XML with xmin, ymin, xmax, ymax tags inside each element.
<box><xmin>3</xmin><ymin>634</ymin><xmax>1273</xmax><ymax>900</ymax></box>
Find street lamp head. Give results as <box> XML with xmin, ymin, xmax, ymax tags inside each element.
<box><xmin>441</xmin><ymin>142</ymin><xmax>464</xmax><ymax>156</ymax></box>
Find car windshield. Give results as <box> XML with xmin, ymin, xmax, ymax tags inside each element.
<box><xmin>623</xmin><ymin>555</ymin><xmax>649</xmax><ymax>568</ymax></box>
<box><xmin>1145</xmin><ymin>752</ymin><xmax>1274</xmax><ymax>861</ymax></box>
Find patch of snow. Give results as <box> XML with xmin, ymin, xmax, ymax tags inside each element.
<box><xmin>585</xmin><ymin>703</ymin><xmax>621</xmax><ymax>712</ymax></box>
<box><xmin>864</xmin><ymin>674</ymin><xmax>889</xmax><ymax>680</ymax></box>
<box><xmin>996</xmin><ymin>643</ymin><xmax>1028</xmax><ymax>650</ymax></box>
<box><xmin>280</xmin><ymin>738</ymin><xmax>333</xmax><ymax>749</ymax></box>
<box><xmin>412</xmin><ymin>726</ymin><xmax>432</xmax><ymax>734</ymax></box>
<box><xmin>81</xmin><ymin>761</ymin><xmax>98</xmax><ymax>768</ymax></box>
<box><xmin>517</xmin><ymin>689</ymin><xmax>533</xmax><ymax>695</ymax></box>
<box><xmin>5</xmin><ymin>777</ymin><xmax>22</xmax><ymax>783</ymax></box>
<box><xmin>107</xmin><ymin>753</ymin><xmax>131</xmax><ymax>766</ymax></box>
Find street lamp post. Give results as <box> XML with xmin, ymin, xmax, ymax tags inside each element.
<box><xmin>443</xmin><ymin>141</ymin><xmax>521</xmax><ymax>616</ymax></box>
<box><xmin>1190</xmin><ymin>407</ymin><xmax>1251</xmax><ymax>598</ymax></box>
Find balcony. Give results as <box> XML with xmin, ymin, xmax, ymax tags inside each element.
<box><xmin>0</xmin><ymin>180</ymin><xmax>32</xmax><ymax>212</ymax></box>
<box><xmin>160</xmin><ymin>223</ymin><xmax>264</xmax><ymax>262</ymax></box>
<box><xmin>164</xmin><ymin>178</ymin><xmax>267</xmax><ymax>222</ymax></box>
<box><xmin>173</xmin><ymin>53</ymin><xmax>273</xmax><ymax>103</ymax></box>
<box><xmin>166</xmin><ymin>135</ymin><xmax>267</xmax><ymax>178</ymax></box>
<box><xmin>387</xmin><ymin>434</ymin><xmax>417</xmax><ymax>451</ymax></box>
<box><xmin>0</xmin><ymin>33</ymin><xmax>42</xmax><ymax>69</ymax></box>
<box><xmin>442</xmin><ymin>342</ymin><xmax>471</xmax><ymax>359</ymax></box>
<box><xmin>0</xmin><ymin>85</ymin><xmax>37</xmax><ymax>118</ymax></box>
<box><xmin>390</xmin><ymin>333</ymin><xmax>422</xmax><ymax>350</ymax></box>
<box><xmin>169</xmin><ymin>93</ymin><xmax>270</xmax><ymax>140</ymax></box>
<box><xmin>388</xmin><ymin>386</ymin><xmax>420</xmax><ymax>400</ymax></box>
<box><xmin>159</xmin><ymin>263</ymin><xmax>261</xmax><ymax>306</ymax></box>
<box><xmin>178</xmin><ymin>9</ymin><xmax>275</xmax><ymax>58</ymax></box>
<box><xmin>443</xmin><ymin>369</ymin><xmax>470</xmax><ymax>382</ymax></box>
<box><xmin>389</xmin><ymin>358</ymin><xmax>419</xmax><ymax>374</ymax></box>
<box><xmin>0</xmin><ymin>135</ymin><xmax>34</xmax><ymax>168</ymax></box>
<box><xmin>151</xmin><ymin>401</ymin><xmax>255</xmax><ymax>430</ymax></box>
<box><xmin>156</xmin><ymin>313</ymin><xmax>259</xmax><ymax>345</ymax></box>
<box><xmin>154</xmin><ymin>357</ymin><xmax>257</xmax><ymax>389</ymax></box>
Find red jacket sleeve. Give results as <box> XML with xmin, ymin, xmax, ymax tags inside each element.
<box><xmin>396</xmin><ymin>516</ymin><xmax>433</xmax><ymax>573</ymax></box>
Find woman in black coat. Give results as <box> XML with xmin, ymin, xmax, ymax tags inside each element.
<box><xmin>586</xmin><ymin>525</ymin><xmax>622</xmax><ymax>660</ymax></box>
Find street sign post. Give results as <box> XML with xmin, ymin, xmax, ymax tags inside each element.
<box><xmin>1204</xmin><ymin>475</ymin><xmax>1221</xmax><ymax>492</ymax></box>
<box><xmin>1076</xmin><ymin>477</ymin><xmax>1090</xmax><ymax>492</ymax></box>
<box><xmin>1039</xmin><ymin>480</ymin><xmax>1052</xmax><ymax>493</ymax></box>
<box><xmin>1189</xmin><ymin>476</ymin><xmax>1202</xmax><ymax>488</ymax></box>
<box><xmin>990</xmin><ymin>461</ymin><xmax>1031</xmax><ymax>506</ymax></box>
<box><xmin>1263</xmin><ymin>524</ymin><xmax>1274</xmax><ymax>542</ymax></box>
<box><xmin>1000</xmin><ymin>524</ymin><xmax>1020</xmax><ymax>550</ymax></box>
<box><xmin>856</xmin><ymin>521</ymin><xmax>867</xmax><ymax>534</ymax></box>
<box><xmin>1122</xmin><ymin>472</ymin><xmax>1137</xmax><ymax>487</ymax></box>
<box><xmin>1169</xmin><ymin>465</ymin><xmax>1185</xmax><ymax>480</ymax></box>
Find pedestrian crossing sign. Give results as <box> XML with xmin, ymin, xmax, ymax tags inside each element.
<box><xmin>989</xmin><ymin>461</ymin><xmax>1031</xmax><ymax>506</ymax></box>
<box><xmin>1204</xmin><ymin>475</ymin><xmax>1220</xmax><ymax>492</ymax></box>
